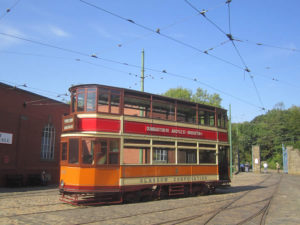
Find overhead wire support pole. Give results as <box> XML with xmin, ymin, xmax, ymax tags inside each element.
<box><xmin>139</xmin><ymin>49</ymin><xmax>145</xmax><ymax>163</ymax></box>
<box><xmin>229</xmin><ymin>104</ymin><xmax>232</xmax><ymax>179</ymax></box>
<box><xmin>141</xmin><ymin>49</ymin><xmax>145</xmax><ymax>92</ymax></box>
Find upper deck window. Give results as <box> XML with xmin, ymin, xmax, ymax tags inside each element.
<box><xmin>124</xmin><ymin>94</ymin><xmax>150</xmax><ymax>117</ymax></box>
<box><xmin>98</xmin><ymin>88</ymin><xmax>109</xmax><ymax>113</ymax></box>
<box><xmin>111</xmin><ymin>90</ymin><xmax>121</xmax><ymax>114</ymax></box>
<box><xmin>86</xmin><ymin>88</ymin><xmax>96</xmax><ymax>112</ymax></box>
<box><xmin>77</xmin><ymin>89</ymin><xmax>85</xmax><ymax>112</ymax></box>
<box><xmin>217</xmin><ymin>112</ymin><xmax>227</xmax><ymax>128</ymax></box>
<box><xmin>71</xmin><ymin>91</ymin><xmax>76</xmax><ymax>113</ymax></box>
<box><xmin>177</xmin><ymin>103</ymin><xmax>196</xmax><ymax>123</ymax></box>
<box><xmin>98</xmin><ymin>88</ymin><xmax>121</xmax><ymax>114</ymax></box>
<box><xmin>152</xmin><ymin>98</ymin><xmax>175</xmax><ymax>121</ymax></box>
<box><xmin>198</xmin><ymin>110</ymin><xmax>215</xmax><ymax>126</ymax></box>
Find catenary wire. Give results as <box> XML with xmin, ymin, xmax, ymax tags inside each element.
<box><xmin>184</xmin><ymin>0</ymin><xmax>265</xmax><ymax>109</ymax></box>
<box><xmin>0</xmin><ymin>0</ymin><xmax>21</xmax><ymax>21</ymax></box>
<box><xmin>236</xmin><ymin>38</ymin><xmax>300</xmax><ymax>53</ymax></box>
<box><xmin>79</xmin><ymin>0</ymin><xmax>244</xmax><ymax>71</ymax></box>
<box><xmin>0</xmin><ymin>48</ymin><xmax>265</xmax><ymax>110</ymax></box>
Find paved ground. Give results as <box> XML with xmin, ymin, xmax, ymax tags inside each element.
<box><xmin>0</xmin><ymin>172</ymin><xmax>299</xmax><ymax>225</ymax></box>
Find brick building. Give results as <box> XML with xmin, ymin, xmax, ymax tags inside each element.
<box><xmin>0</xmin><ymin>82</ymin><xmax>69</xmax><ymax>186</ymax></box>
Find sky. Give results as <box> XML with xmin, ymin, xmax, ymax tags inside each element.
<box><xmin>0</xmin><ymin>0</ymin><xmax>299</xmax><ymax>123</ymax></box>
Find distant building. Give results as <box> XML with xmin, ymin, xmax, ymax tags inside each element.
<box><xmin>0</xmin><ymin>82</ymin><xmax>69</xmax><ymax>186</ymax></box>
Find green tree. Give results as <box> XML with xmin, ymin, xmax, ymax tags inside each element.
<box><xmin>163</xmin><ymin>87</ymin><xmax>222</xmax><ymax>107</ymax></box>
<box><xmin>232</xmin><ymin>104</ymin><xmax>300</xmax><ymax>169</ymax></box>
<box><xmin>163</xmin><ymin>87</ymin><xmax>192</xmax><ymax>101</ymax></box>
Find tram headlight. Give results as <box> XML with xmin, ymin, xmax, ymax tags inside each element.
<box><xmin>60</xmin><ymin>180</ymin><xmax>64</xmax><ymax>188</ymax></box>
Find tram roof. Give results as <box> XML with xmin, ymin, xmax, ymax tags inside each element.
<box><xmin>69</xmin><ymin>83</ymin><xmax>227</xmax><ymax>112</ymax></box>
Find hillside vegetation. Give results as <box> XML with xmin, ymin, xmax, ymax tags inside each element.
<box><xmin>232</xmin><ymin>104</ymin><xmax>300</xmax><ymax>169</ymax></box>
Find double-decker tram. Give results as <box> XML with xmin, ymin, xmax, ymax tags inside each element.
<box><xmin>59</xmin><ymin>84</ymin><xmax>230</xmax><ymax>205</ymax></box>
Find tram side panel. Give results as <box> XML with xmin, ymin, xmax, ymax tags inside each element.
<box><xmin>60</xmin><ymin>166</ymin><xmax>120</xmax><ymax>192</ymax></box>
<box><xmin>120</xmin><ymin>165</ymin><xmax>219</xmax><ymax>191</ymax></box>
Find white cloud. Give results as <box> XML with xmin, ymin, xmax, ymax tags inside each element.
<box><xmin>48</xmin><ymin>25</ymin><xmax>70</xmax><ymax>37</ymax></box>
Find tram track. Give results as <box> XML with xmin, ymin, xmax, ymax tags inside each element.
<box><xmin>149</xmin><ymin>173</ymin><xmax>277</xmax><ymax>225</ymax></box>
<box><xmin>71</xmin><ymin>175</ymin><xmax>274</xmax><ymax>225</ymax></box>
<box><xmin>235</xmin><ymin>174</ymin><xmax>283</xmax><ymax>225</ymax></box>
<box><xmin>0</xmin><ymin>195</ymin><xmax>230</xmax><ymax>220</ymax></box>
<box><xmin>1</xmin><ymin>174</ymin><xmax>281</xmax><ymax>225</ymax></box>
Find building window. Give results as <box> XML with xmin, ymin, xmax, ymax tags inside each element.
<box><xmin>41</xmin><ymin>124</ymin><xmax>55</xmax><ymax>160</ymax></box>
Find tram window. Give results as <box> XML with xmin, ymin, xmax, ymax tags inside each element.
<box><xmin>98</xmin><ymin>88</ymin><xmax>109</xmax><ymax>113</ymax></box>
<box><xmin>96</xmin><ymin>140</ymin><xmax>107</xmax><ymax>165</ymax></box>
<box><xmin>153</xmin><ymin>148</ymin><xmax>175</xmax><ymax>164</ymax></box>
<box><xmin>111</xmin><ymin>90</ymin><xmax>120</xmax><ymax>114</ymax></box>
<box><xmin>177</xmin><ymin>104</ymin><xmax>196</xmax><ymax>123</ymax></box>
<box><xmin>124</xmin><ymin>139</ymin><xmax>150</xmax><ymax>145</ymax></box>
<box><xmin>178</xmin><ymin>142</ymin><xmax>197</xmax><ymax>147</ymax></box>
<box><xmin>82</xmin><ymin>139</ymin><xmax>95</xmax><ymax>164</ymax></box>
<box><xmin>109</xmin><ymin>140</ymin><xmax>119</xmax><ymax>164</ymax></box>
<box><xmin>123</xmin><ymin>147</ymin><xmax>150</xmax><ymax>164</ymax></box>
<box><xmin>86</xmin><ymin>89</ymin><xmax>96</xmax><ymax>112</ymax></box>
<box><xmin>198</xmin><ymin>110</ymin><xmax>207</xmax><ymax>125</ymax></box>
<box><xmin>199</xmin><ymin>143</ymin><xmax>215</xmax><ymax>148</ymax></box>
<box><xmin>71</xmin><ymin>91</ymin><xmax>76</xmax><ymax>113</ymax></box>
<box><xmin>209</xmin><ymin>113</ymin><xmax>215</xmax><ymax>126</ymax></box>
<box><xmin>152</xmin><ymin>99</ymin><xmax>175</xmax><ymax>121</ymax></box>
<box><xmin>69</xmin><ymin>139</ymin><xmax>79</xmax><ymax>164</ymax></box>
<box><xmin>124</xmin><ymin>95</ymin><xmax>150</xmax><ymax>117</ymax></box>
<box><xmin>223</xmin><ymin>114</ymin><xmax>227</xmax><ymax>128</ymax></box>
<box><xmin>199</xmin><ymin>150</ymin><xmax>216</xmax><ymax>164</ymax></box>
<box><xmin>61</xmin><ymin>142</ymin><xmax>67</xmax><ymax>161</ymax></box>
<box><xmin>178</xmin><ymin>149</ymin><xmax>197</xmax><ymax>164</ymax></box>
<box><xmin>153</xmin><ymin>140</ymin><xmax>175</xmax><ymax>146</ymax></box>
<box><xmin>77</xmin><ymin>91</ymin><xmax>85</xmax><ymax>112</ymax></box>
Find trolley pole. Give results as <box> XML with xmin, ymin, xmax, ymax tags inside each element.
<box><xmin>229</xmin><ymin>104</ymin><xmax>233</xmax><ymax>178</ymax></box>
<box><xmin>139</xmin><ymin>49</ymin><xmax>145</xmax><ymax>163</ymax></box>
<box><xmin>141</xmin><ymin>49</ymin><xmax>145</xmax><ymax>92</ymax></box>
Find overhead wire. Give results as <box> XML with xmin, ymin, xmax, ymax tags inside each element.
<box><xmin>0</xmin><ymin>0</ymin><xmax>21</xmax><ymax>21</ymax></box>
<box><xmin>0</xmin><ymin>45</ymin><xmax>264</xmax><ymax>110</ymax></box>
<box><xmin>1</xmin><ymin>28</ymin><xmax>296</xmax><ymax>109</ymax></box>
<box><xmin>97</xmin><ymin>12</ymin><xmax>201</xmax><ymax>54</ymax></box>
<box><xmin>79</xmin><ymin>0</ymin><xmax>244</xmax><ymax>71</ymax></box>
<box><xmin>184</xmin><ymin>0</ymin><xmax>265</xmax><ymax>110</ymax></box>
<box><xmin>236</xmin><ymin>38</ymin><xmax>300</xmax><ymax>53</ymax></box>
<box><xmin>0</xmin><ymin>79</ymin><xmax>69</xmax><ymax>101</ymax></box>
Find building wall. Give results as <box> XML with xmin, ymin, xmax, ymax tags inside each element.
<box><xmin>287</xmin><ymin>146</ymin><xmax>300</xmax><ymax>175</ymax></box>
<box><xmin>0</xmin><ymin>83</ymin><xmax>69</xmax><ymax>186</ymax></box>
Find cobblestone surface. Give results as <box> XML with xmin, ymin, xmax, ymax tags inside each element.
<box><xmin>0</xmin><ymin>172</ymin><xmax>299</xmax><ymax>225</ymax></box>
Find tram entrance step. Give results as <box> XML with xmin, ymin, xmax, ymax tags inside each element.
<box><xmin>169</xmin><ymin>185</ymin><xmax>185</xmax><ymax>196</ymax></box>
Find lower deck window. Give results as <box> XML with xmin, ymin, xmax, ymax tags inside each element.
<box><xmin>63</xmin><ymin>138</ymin><xmax>119</xmax><ymax>166</ymax></box>
<box><xmin>82</xmin><ymin>138</ymin><xmax>95</xmax><ymax>164</ymax></box>
<box><xmin>123</xmin><ymin>147</ymin><xmax>150</xmax><ymax>164</ymax></box>
<box><xmin>178</xmin><ymin>149</ymin><xmax>197</xmax><ymax>164</ymax></box>
<box><xmin>69</xmin><ymin>139</ymin><xmax>79</xmax><ymax>164</ymax></box>
<box><xmin>153</xmin><ymin>148</ymin><xmax>175</xmax><ymax>164</ymax></box>
<box><xmin>199</xmin><ymin>150</ymin><xmax>216</xmax><ymax>164</ymax></box>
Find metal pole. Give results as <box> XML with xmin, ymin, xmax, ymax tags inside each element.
<box><xmin>139</xmin><ymin>49</ymin><xmax>145</xmax><ymax>163</ymax></box>
<box><xmin>141</xmin><ymin>49</ymin><xmax>144</xmax><ymax>92</ymax></box>
<box><xmin>229</xmin><ymin>104</ymin><xmax>233</xmax><ymax>178</ymax></box>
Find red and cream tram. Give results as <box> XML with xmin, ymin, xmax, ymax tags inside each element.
<box><xmin>59</xmin><ymin>84</ymin><xmax>230</xmax><ymax>205</ymax></box>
